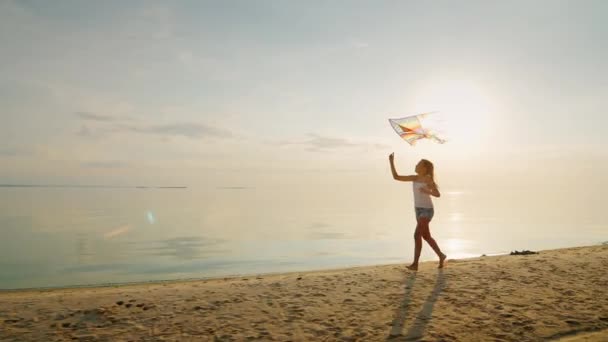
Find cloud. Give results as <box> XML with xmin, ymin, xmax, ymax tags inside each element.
<box><xmin>77</xmin><ymin>125</ymin><xmax>92</xmax><ymax>136</ymax></box>
<box><xmin>175</xmin><ymin>50</ymin><xmax>240</xmax><ymax>82</ymax></box>
<box><xmin>306</xmin><ymin>134</ymin><xmax>356</xmax><ymax>150</ymax></box>
<box><xmin>75</xmin><ymin>112</ymin><xmax>134</xmax><ymax>139</ymax></box>
<box><xmin>278</xmin><ymin>133</ymin><xmax>390</xmax><ymax>152</ymax></box>
<box><xmin>75</xmin><ymin>112</ymin><xmax>117</xmax><ymax>122</ymax></box>
<box><xmin>132</xmin><ymin>4</ymin><xmax>175</xmax><ymax>40</ymax></box>
<box><xmin>349</xmin><ymin>40</ymin><xmax>369</xmax><ymax>49</ymax></box>
<box><xmin>119</xmin><ymin>122</ymin><xmax>232</xmax><ymax>139</ymax></box>
<box><xmin>277</xmin><ymin>133</ymin><xmax>355</xmax><ymax>152</ymax></box>
<box><xmin>74</xmin><ymin>110</ymin><xmax>233</xmax><ymax>140</ymax></box>
<box><xmin>76</xmin><ymin>124</ymin><xmax>112</xmax><ymax>139</ymax></box>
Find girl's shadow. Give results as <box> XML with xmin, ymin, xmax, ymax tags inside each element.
<box><xmin>387</xmin><ymin>269</ymin><xmax>446</xmax><ymax>341</ymax></box>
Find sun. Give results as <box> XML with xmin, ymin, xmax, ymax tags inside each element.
<box><xmin>411</xmin><ymin>79</ymin><xmax>494</xmax><ymax>144</ymax></box>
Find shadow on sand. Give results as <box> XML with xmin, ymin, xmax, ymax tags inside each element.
<box><xmin>387</xmin><ymin>269</ymin><xmax>446</xmax><ymax>341</ymax></box>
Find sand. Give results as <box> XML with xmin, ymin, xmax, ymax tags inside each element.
<box><xmin>1</xmin><ymin>244</ymin><xmax>607</xmax><ymax>341</ymax></box>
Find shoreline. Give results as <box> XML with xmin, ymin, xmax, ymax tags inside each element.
<box><xmin>2</xmin><ymin>244</ymin><xmax>607</xmax><ymax>341</ymax></box>
<box><xmin>0</xmin><ymin>244</ymin><xmax>598</xmax><ymax>293</ymax></box>
<box><xmin>1</xmin><ymin>252</ymin><xmax>514</xmax><ymax>293</ymax></box>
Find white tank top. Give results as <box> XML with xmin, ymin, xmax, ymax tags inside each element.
<box><xmin>413</xmin><ymin>181</ymin><xmax>433</xmax><ymax>208</ymax></box>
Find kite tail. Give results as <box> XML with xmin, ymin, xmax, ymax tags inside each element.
<box><xmin>430</xmin><ymin>134</ymin><xmax>447</xmax><ymax>144</ymax></box>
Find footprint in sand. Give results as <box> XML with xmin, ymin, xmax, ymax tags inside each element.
<box><xmin>565</xmin><ymin>319</ymin><xmax>581</xmax><ymax>326</ymax></box>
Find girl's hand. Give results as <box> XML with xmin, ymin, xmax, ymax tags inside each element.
<box><xmin>420</xmin><ymin>184</ymin><xmax>440</xmax><ymax>197</ymax></box>
<box><xmin>389</xmin><ymin>152</ymin><xmax>394</xmax><ymax>163</ymax></box>
<box><xmin>420</xmin><ymin>175</ymin><xmax>433</xmax><ymax>185</ymax></box>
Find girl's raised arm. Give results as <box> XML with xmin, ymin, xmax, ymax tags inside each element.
<box><xmin>389</xmin><ymin>153</ymin><xmax>418</xmax><ymax>182</ymax></box>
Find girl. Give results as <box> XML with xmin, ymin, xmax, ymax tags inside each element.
<box><xmin>389</xmin><ymin>152</ymin><xmax>446</xmax><ymax>270</ymax></box>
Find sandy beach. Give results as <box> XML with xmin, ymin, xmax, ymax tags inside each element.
<box><xmin>1</xmin><ymin>244</ymin><xmax>607</xmax><ymax>341</ymax></box>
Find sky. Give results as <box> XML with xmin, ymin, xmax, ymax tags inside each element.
<box><xmin>1</xmin><ymin>0</ymin><xmax>607</xmax><ymax>190</ymax></box>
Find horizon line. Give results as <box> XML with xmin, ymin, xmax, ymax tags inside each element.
<box><xmin>0</xmin><ymin>184</ymin><xmax>188</xmax><ymax>189</ymax></box>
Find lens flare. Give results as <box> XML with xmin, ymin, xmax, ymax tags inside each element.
<box><xmin>146</xmin><ymin>211</ymin><xmax>156</xmax><ymax>224</ymax></box>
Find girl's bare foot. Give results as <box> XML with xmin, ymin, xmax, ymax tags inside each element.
<box><xmin>407</xmin><ymin>264</ymin><xmax>418</xmax><ymax>271</ymax></box>
<box><xmin>438</xmin><ymin>253</ymin><xmax>447</xmax><ymax>268</ymax></box>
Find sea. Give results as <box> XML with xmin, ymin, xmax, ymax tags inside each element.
<box><xmin>1</xmin><ymin>184</ymin><xmax>605</xmax><ymax>289</ymax></box>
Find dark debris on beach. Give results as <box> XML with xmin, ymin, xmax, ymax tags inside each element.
<box><xmin>510</xmin><ymin>250</ymin><xmax>539</xmax><ymax>255</ymax></box>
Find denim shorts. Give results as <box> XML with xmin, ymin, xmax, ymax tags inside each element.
<box><xmin>415</xmin><ymin>207</ymin><xmax>434</xmax><ymax>220</ymax></box>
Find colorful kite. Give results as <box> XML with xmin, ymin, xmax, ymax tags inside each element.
<box><xmin>388</xmin><ymin>112</ymin><xmax>446</xmax><ymax>146</ymax></box>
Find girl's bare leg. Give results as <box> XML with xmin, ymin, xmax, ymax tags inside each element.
<box><xmin>407</xmin><ymin>224</ymin><xmax>423</xmax><ymax>271</ymax></box>
<box><xmin>419</xmin><ymin>218</ymin><xmax>447</xmax><ymax>268</ymax></box>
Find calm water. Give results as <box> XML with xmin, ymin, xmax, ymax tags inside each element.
<box><xmin>1</xmin><ymin>185</ymin><xmax>606</xmax><ymax>290</ymax></box>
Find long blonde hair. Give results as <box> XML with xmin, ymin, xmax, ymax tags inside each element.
<box><xmin>420</xmin><ymin>159</ymin><xmax>438</xmax><ymax>188</ymax></box>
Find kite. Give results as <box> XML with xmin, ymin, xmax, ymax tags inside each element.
<box><xmin>388</xmin><ymin>112</ymin><xmax>446</xmax><ymax>145</ymax></box>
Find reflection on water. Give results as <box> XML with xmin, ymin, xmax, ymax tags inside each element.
<box><xmin>134</xmin><ymin>237</ymin><xmax>228</xmax><ymax>260</ymax></box>
<box><xmin>103</xmin><ymin>224</ymin><xmax>131</xmax><ymax>240</ymax></box>
<box><xmin>0</xmin><ymin>187</ymin><xmax>606</xmax><ymax>289</ymax></box>
<box><xmin>442</xmin><ymin>238</ymin><xmax>477</xmax><ymax>259</ymax></box>
<box><xmin>76</xmin><ymin>233</ymin><xmax>94</xmax><ymax>264</ymax></box>
<box><xmin>448</xmin><ymin>212</ymin><xmax>463</xmax><ymax>222</ymax></box>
